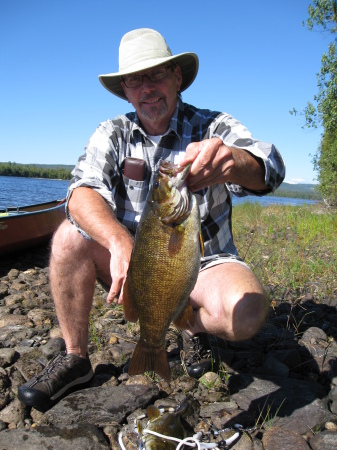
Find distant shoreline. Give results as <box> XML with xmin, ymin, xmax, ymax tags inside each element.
<box><xmin>0</xmin><ymin>166</ymin><xmax>322</xmax><ymax>202</ymax></box>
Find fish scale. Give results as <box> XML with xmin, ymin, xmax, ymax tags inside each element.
<box><xmin>123</xmin><ymin>160</ymin><xmax>202</xmax><ymax>381</ymax></box>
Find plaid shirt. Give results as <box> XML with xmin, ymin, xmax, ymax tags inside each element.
<box><xmin>67</xmin><ymin>99</ymin><xmax>285</xmax><ymax>257</ymax></box>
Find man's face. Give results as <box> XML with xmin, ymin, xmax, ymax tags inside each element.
<box><xmin>121</xmin><ymin>64</ymin><xmax>182</xmax><ymax>135</ymax></box>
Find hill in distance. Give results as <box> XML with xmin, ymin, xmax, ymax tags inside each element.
<box><xmin>271</xmin><ymin>181</ymin><xmax>321</xmax><ymax>200</ymax></box>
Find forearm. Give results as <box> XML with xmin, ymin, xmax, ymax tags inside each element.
<box><xmin>68</xmin><ymin>186</ymin><xmax>133</xmax><ymax>251</ymax></box>
<box><xmin>227</xmin><ymin>146</ymin><xmax>268</xmax><ymax>191</ymax></box>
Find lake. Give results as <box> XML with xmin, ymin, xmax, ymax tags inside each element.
<box><xmin>0</xmin><ymin>176</ymin><xmax>69</xmax><ymax>209</ymax></box>
<box><xmin>0</xmin><ymin>176</ymin><xmax>319</xmax><ymax>210</ymax></box>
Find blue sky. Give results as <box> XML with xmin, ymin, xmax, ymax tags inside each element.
<box><xmin>0</xmin><ymin>0</ymin><xmax>332</xmax><ymax>183</ymax></box>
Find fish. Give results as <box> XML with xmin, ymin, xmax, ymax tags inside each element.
<box><xmin>137</xmin><ymin>401</ymin><xmax>190</xmax><ymax>450</ymax></box>
<box><xmin>123</xmin><ymin>160</ymin><xmax>203</xmax><ymax>381</ymax></box>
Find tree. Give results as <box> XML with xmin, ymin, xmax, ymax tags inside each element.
<box><xmin>313</xmin><ymin>129</ymin><xmax>337</xmax><ymax>205</ymax></box>
<box><xmin>292</xmin><ymin>1</ymin><xmax>337</xmax><ymax>205</ymax></box>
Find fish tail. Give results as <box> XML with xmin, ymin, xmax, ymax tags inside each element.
<box><xmin>128</xmin><ymin>343</ymin><xmax>171</xmax><ymax>382</ymax></box>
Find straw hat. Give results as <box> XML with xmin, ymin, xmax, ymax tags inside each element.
<box><xmin>98</xmin><ymin>28</ymin><xmax>199</xmax><ymax>100</ymax></box>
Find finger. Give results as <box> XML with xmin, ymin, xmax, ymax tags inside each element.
<box><xmin>180</xmin><ymin>142</ymin><xmax>200</xmax><ymax>166</ymax></box>
<box><xmin>189</xmin><ymin>157</ymin><xmax>235</xmax><ymax>191</ymax></box>
<box><xmin>117</xmin><ymin>285</ymin><xmax>124</xmax><ymax>305</ymax></box>
<box><xmin>107</xmin><ymin>274</ymin><xmax>123</xmax><ymax>304</ymax></box>
<box><xmin>107</xmin><ymin>286</ymin><xmax>116</xmax><ymax>304</ymax></box>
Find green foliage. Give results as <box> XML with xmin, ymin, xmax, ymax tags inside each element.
<box><xmin>0</xmin><ymin>162</ymin><xmax>72</xmax><ymax>180</ymax></box>
<box><xmin>313</xmin><ymin>130</ymin><xmax>337</xmax><ymax>203</ymax></box>
<box><xmin>292</xmin><ymin>1</ymin><xmax>337</xmax><ymax>205</ymax></box>
<box><xmin>306</xmin><ymin>0</ymin><xmax>337</xmax><ymax>32</ymax></box>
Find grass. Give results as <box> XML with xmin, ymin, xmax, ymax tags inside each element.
<box><xmin>232</xmin><ymin>202</ymin><xmax>337</xmax><ymax>303</ymax></box>
<box><xmin>89</xmin><ymin>314</ymin><xmax>101</xmax><ymax>351</ymax></box>
<box><xmin>255</xmin><ymin>397</ymin><xmax>286</xmax><ymax>429</ymax></box>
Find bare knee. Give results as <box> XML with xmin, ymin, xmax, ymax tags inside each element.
<box><xmin>51</xmin><ymin>220</ymin><xmax>87</xmax><ymax>262</ymax></box>
<box><xmin>231</xmin><ymin>290</ymin><xmax>269</xmax><ymax>341</ymax></box>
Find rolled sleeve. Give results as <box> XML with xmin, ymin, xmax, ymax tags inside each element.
<box><xmin>66</xmin><ymin>121</ymin><xmax>120</xmax><ymax>221</ymax></box>
<box><xmin>211</xmin><ymin>113</ymin><xmax>285</xmax><ymax>196</ymax></box>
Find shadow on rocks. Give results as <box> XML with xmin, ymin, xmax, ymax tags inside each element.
<box><xmin>0</xmin><ymin>243</ymin><xmax>51</xmax><ymax>278</ymax></box>
<box><xmin>221</xmin><ymin>296</ymin><xmax>337</xmax><ymax>434</ymax></box>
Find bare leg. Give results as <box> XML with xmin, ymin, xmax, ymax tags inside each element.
<box><xmin>49</xmin><ymin>220</ymin><xmax>111</xmax><ymax>357</ymax></box>
<box><xmin>188</xmin><ymin>262</ymin><xmax>269</xmax><ymax>341</ymax></box>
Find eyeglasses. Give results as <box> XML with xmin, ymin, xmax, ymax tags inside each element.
<box><xmin>122</xmin><ymin>65</ymin><xmax>173</xmax><ymax>88</ymax></box>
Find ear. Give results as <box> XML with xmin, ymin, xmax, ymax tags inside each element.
<box><xmin>121</xmin><ymin>81</ymin><xmax>130</xmax><ymax>102</ymax></box>
<box><xmin>174</xmin><ymin>65</ymin><xmax>183</xmax><ymax>92</ymax></box>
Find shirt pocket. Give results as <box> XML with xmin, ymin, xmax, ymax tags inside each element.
<box><xmin>115</xmin><ymin>174</ymin><xmax>150</xmax><ymax>231</ymax></box>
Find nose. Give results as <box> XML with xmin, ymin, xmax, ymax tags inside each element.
<box><xmin>141</xmin><ymin>74</ymin><xmax>156</xmax><ymax>89</ymax></box>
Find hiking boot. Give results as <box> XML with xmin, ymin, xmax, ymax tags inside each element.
<box><xmin>178</xmin><ymin>331</ymin><xmax>219</xmax><ymax>378</ymax></box>
<box><xmin>18</xmin><ymin>351</ymin><xmax>93</xmax><ymax>407</ymax></box>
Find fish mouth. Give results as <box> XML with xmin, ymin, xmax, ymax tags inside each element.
<box><xmin>158</xmin><ymin>161</ymin><xmax>191</xmax><ymax>225</ymax></box>
<box><xmin>158</xmin><ymin>160</ymin><xmax>191</xmax><ymax>189</ymax></box>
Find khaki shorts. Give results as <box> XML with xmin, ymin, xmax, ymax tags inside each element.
<box><xmin>98</xmin><ymin>254</ymin><xmax>248</xmax><ymax>293</ymax></box>
<box><xmin>200</xmin><ymin>253</ymin><xmax>248</xmax><ymax>272</ymax></box>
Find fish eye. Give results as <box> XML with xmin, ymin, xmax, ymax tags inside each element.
<box><xmin>153</xmin><ymin>181</ymin><xmax>160</xmax><ymax>189</ymax></box>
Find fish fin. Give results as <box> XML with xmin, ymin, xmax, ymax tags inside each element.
<box><xmin>146</xmin><ymin>405</ymin><xmax>161</xmax><ymax>421</ymax></box>
<box><xmin>199</xmin><ymin>229</ymin><xmax>204</xmax><ymax>257</ymax></box>
<box><xmin>173</xmin><ymin>302</ymin><xmax>195</xmax><ymax>329</ymax></box>
<box><xmin>168</xmin><ymin>226</ymin><xmax>184</xmax><ymax>256</ymax></box>
<box><xmin>122</xmin><ymin>280</ymin><xmax>139</xmax><ymax>323</ymax></box>
<box><xmin>128</xmin><ymin>342</ymin><xmax>171</xmax><ymax>382</ymax></box>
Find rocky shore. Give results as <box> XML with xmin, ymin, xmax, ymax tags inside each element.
<box><xmin>0</xmin><ymin>243</ymin><xmax>337</xmax><ymax>449</ymax></box>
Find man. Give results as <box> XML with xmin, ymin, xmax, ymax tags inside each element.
<box><xmin>18</xmin><ymin>28</ymin><xmax>285</xmax><ymax>407</ymax></box>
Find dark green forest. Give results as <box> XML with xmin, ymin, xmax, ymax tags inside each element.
<box><xmin>0</xmin><ymin>162</ymin><xmax>73</xmax><ymax>180</ymax></box>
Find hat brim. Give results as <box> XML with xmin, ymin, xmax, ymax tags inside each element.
<box><xmin>98</xmin><ymin>52</ymin><xmax>199</xmax><ymax>100</ymax></box>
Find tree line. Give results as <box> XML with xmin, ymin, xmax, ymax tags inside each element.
<box><xmin>0</xmin><ymin>162</ymin><xmax>72</xmax><ymax>180</ymax></box>
<box><xmin>0</xmin><ymin>162</ymin><xmax>321</xmax><ymax>200</ymax></box>
<box><xmin>291</xmin><ymin>0</ymin><xmax>337</xmax><ymax>207</ymax></box>
<box><xmin>269</xmin><ymin>189</ymin><xmax>322</xmax><ymax>201</ymax></box>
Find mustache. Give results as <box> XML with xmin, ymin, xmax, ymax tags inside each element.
<box><xmin>140</xmin><ymin>93</ymin><xmax>165</xmax><ymax>102</ymax></box>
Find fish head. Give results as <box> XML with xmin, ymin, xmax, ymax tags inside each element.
<box><xmin>151</xmin><ymin>161</ymin><xmax>191</xmax><ymax>225</ymax></box>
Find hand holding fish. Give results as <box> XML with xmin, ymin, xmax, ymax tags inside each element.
<box><xmin>107</xmin><ymin>234</ymin><xmax>134</xmax><ymax>305</ymax></box>
<box><xmin>181</xmin><ymin>137</ymin><xmax>267</xmax><ymax>192</ymax></box>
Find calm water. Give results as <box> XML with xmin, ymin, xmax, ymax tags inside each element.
<box><xmin>0</xmin><ymin>175</ymin><xmax>318</xmax><ymax>210</ymax></box>
<box><xmin>0</xmin><ymin>176</ymin><xmax>69</xmax><ymax>209</ymax></box>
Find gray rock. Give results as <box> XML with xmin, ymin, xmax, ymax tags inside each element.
<box><xmin>310</xmin><ymin>430</ymin><xmax>337</xmax><ymax>450</ymax></box>
<box><xmin>0</xmin><ymin>325</ymin><xmax>35</xmax><ymax>347</ymax></box>
<box><xmin>0</xmin><ymin>398</ymin><xmax>28</xmax><ymax>426</ymax></box>
<box><xmin>45</xmin><ymin>384</ymin><xmax>159</xmax><ymax>427</ymax></box>
<box><xmin>4</xmin><ymin>294</ymin><xmax>24</xmax><ymax>307</ymax></box>
<box><xmin>0</xmin><ymin>348</ymin><xmax>16</xmax><ymax>367</ymax></box>
<box><xmin>41</xmin><ymin>337</ymin><xmax>66</xmax><ymax>359</ymax></box>
<box><xmin>228</xmin><ymin>374</ymin><xmax>331</xmax><ymax>434</ymax></box>
<box><xmin>0</xmin><ymin>368</ymin><xmax>10</xmax><ymax>393</ymax></box>
<box><xmin>262</xmin><ymin>426</ymin><xmax>310</xmax><ymax>449</ymax></box>
<box><xmin>269</xmin><ymin>348</ymin><xmax>302</xmax><ymax>369</ymax></box>
<box><xmin>0</xmin><ymin>283</ymin><xmax>9</xmax><ymax>299</ymax></box>
<box><xmin>0</xmin><ymin>423</ymin><xmax>110</xmax><ymax>449</ymax></box>
<box><xmin>299</xmin><ymin>327</ymin><xmax>328</xmax><ymax>345</ymax></box>
<box><xmin>199</xmin><ymin>401</ymin><xmax>238</xmax><ymax>418</ymax></box>
<box><xmin>0</xmin><ymin>315</ymin><xmax>33</xmax><ymax>328</ymax></box>
<box><xmin>299</xmin><ymin>342</ymin><xmax>337</xmax><ymax>378</ymax></box>
<box><xmin>27</xmin><ymin>308</ymin><xmax>55</xmax><ymax>326</ymax></box>
<box><xmin>262</xmin><ymin>354</ymin><xmax>290</xmax><ymax>378</ymax></box>
<box><xmin>7</xmin><ymin>269</ymin><xmax>20</xmax><ymax>279</ymax></box>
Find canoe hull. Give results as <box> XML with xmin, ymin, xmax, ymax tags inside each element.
<box><xmin>0</xmin><ymin>199</ymin><xmax>66</xmax><ymax>255</ymax></box>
